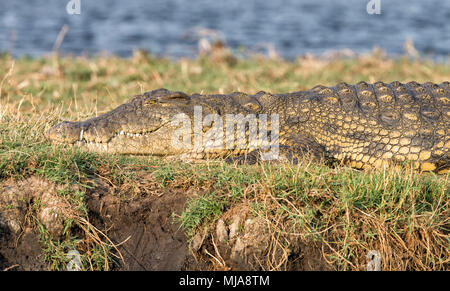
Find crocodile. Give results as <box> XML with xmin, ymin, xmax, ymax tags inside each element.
<box><xmin>47</xmin><ymin>81</ymin><xmax>449</xmax><ymax>173</ymax></box>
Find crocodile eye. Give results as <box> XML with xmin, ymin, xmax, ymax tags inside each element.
<box><xmin>157</xmin><ymin>92</ymin><xmax>190</xmax><ymax>104</ymax></box>
<box><xmin>143</xmin><ymin>99</ymin><xmax>156</xmax><ymax>106</ymax></box>
<box><xmin>230</xmin><ymin>92</ymin><xmax>262</xmax><ymax>112</ymax></box>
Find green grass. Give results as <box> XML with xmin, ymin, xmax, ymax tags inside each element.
<box><xmin>0</xmin><ymin>48</ymin><xmax>448</xmax><ymax>270</ymax></box>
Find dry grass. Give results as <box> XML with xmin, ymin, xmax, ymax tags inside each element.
<box><xmin>1</xmin><ymin>47</ymin><xmax>449</xmax><ymax>116</ymax></box>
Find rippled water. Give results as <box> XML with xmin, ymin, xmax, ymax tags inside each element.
<box><xmin>0</xmin><ymin>0</ymin><xmax>449</xmax><ymax>58</ymax></box>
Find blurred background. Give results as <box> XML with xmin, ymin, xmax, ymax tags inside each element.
<box><xmin>0</xmin><ymin>0</ymin><xmax>449</xmax><ymax>59</ymax></box>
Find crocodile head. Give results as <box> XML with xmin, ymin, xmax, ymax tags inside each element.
<box><xmin>47</xmin><ymin>89</ymin><xmax>195</xmax><ymax>155</ymax></box>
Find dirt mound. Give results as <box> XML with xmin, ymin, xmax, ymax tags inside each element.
<box><xmin>190</xmin><ymin>204</ymin><xmax>331</xmax><ymax>270</ymax></box>
<box><xmin>85</xmin><ymin>185</ymin><xmax>203</xmax><ymax>270</ymax></box>
<box><xmin>0</xmin><ymin>176</ymin><xmax>199</xmax><ymax>271</ymax></box>
<box><xmin>0</xmin><ymin>177</ymin><xmax>72</xmax><ymax>270</ymax></box>
<box><xmin>0</xmin><ymin>176</ymin><xmax>330</xmax><ymax>271</ymax></box>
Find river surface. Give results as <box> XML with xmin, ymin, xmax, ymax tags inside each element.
<box><xmin>0</xmin><ymin>0</ymin><xmax>449</xmax><ymax>59</ymax></box>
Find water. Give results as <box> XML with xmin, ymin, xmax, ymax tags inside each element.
<box><xmin>0</xmin><ymin>0</ymin><xmax>449</xmax><ymax>59</ymax></box>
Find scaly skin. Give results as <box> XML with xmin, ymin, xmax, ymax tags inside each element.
<box><xmin>47</xmin><ymin>81</ymin><xmax>450</xmax><ymax>173</ymax></box>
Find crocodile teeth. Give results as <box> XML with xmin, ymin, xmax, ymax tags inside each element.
<box><xmin>79</xmin><ymin>129</ymin><xmax>84</xmax><ymax>142</ymax></box>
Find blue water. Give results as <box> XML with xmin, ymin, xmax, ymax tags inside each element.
<box><xmin>0</xmin><ymin>0</ymin><xmax>449</xmax><ymax>59</ymax></box>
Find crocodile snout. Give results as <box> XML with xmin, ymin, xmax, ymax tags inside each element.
<box><xmin>47</xmin><ymin>121</ymin><xmax>84</xmax><ymax>144</ymax></box>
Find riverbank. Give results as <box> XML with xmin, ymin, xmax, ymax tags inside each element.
<box><xmin>0</xmin><ymin>51</ymin><xmax>448</xmax><ymax>270</ymax></box>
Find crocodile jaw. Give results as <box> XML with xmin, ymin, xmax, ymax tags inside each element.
<box><xmin>77</xmin><ymin>125</ymin><xmax>180</xmax><ymax>155</ymax></box>
<box><xmin>48</xmin><ymin>120</ymin><xmax>184</xmax><ymax>155</ymax></box>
